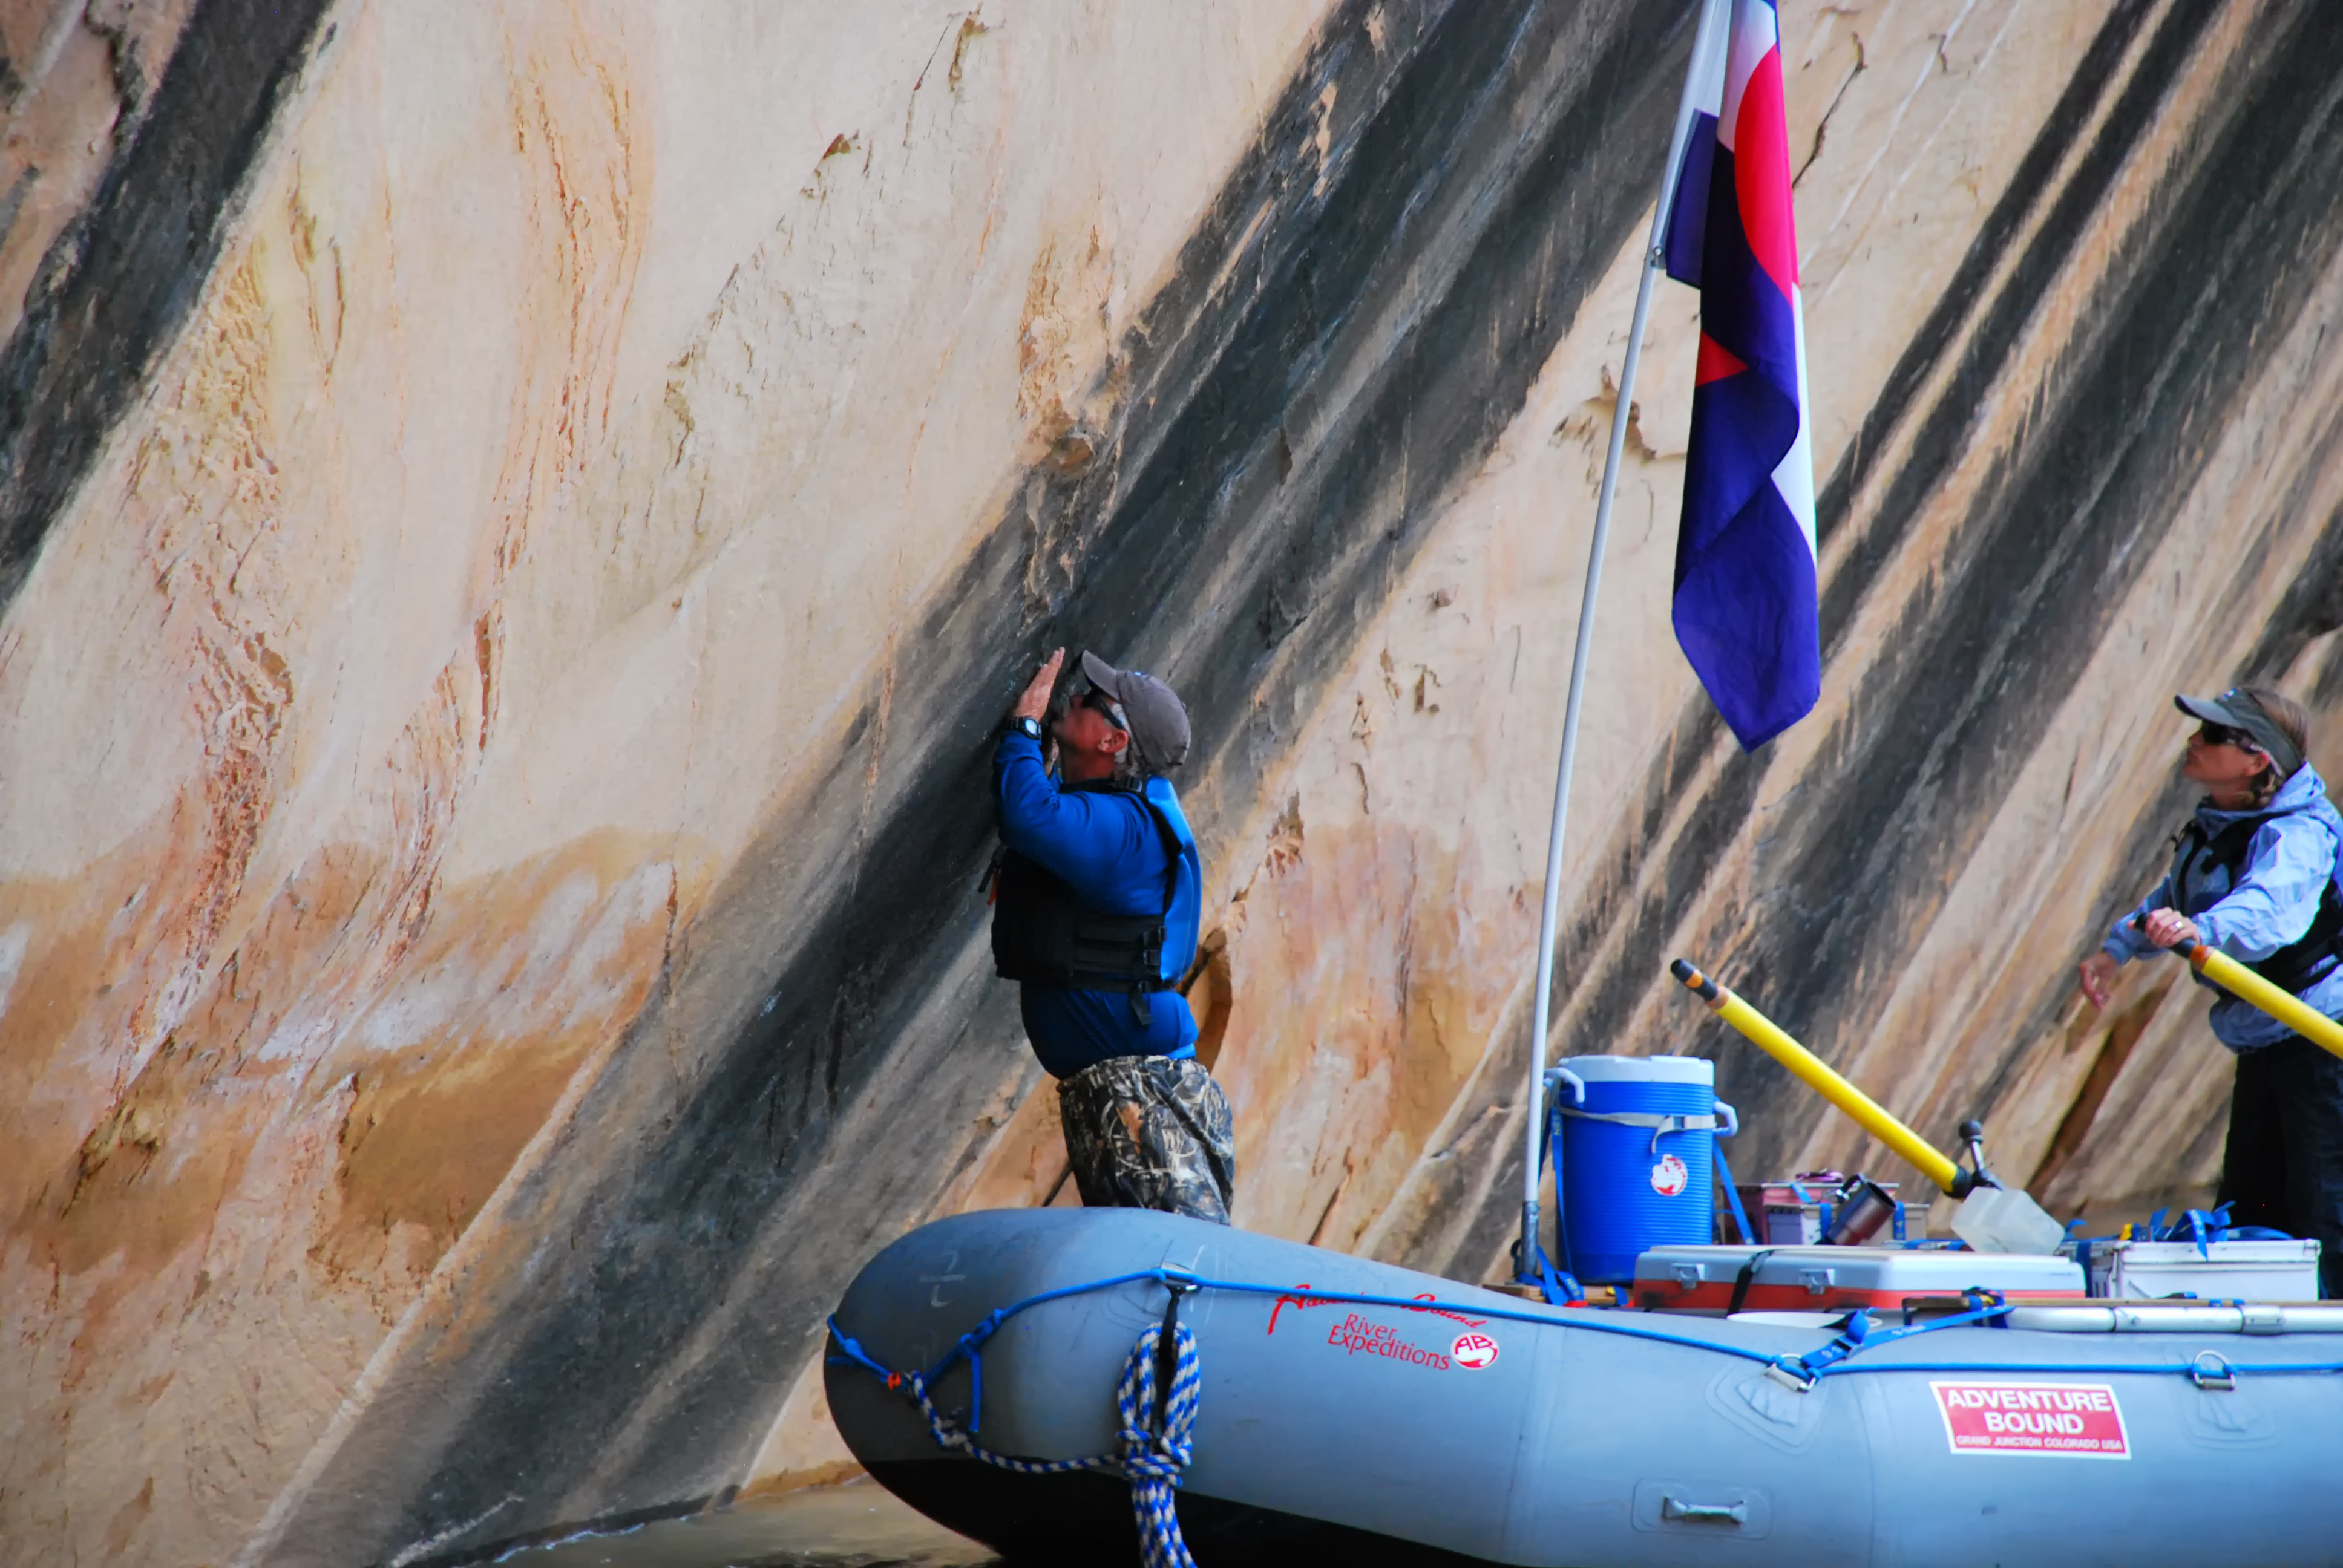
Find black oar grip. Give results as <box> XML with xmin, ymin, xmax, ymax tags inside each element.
<box><xmin>1670</xmin><ymin>958</ymin><xmax>1721</xmax><ymax>1002</ymax></box>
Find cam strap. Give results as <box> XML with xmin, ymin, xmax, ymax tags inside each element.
<box><xmin>1726</xmin><ymin>1249</ymin><xmax>1778</xmax><ymax>1316</ymax></box>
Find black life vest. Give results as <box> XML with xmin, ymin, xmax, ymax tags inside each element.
<box><xmin>991</xmin><ymin>781</ymin><xmax>1183</xmax><ymax>1005</ymax></box>
<box><xmin>2171</xmin><ymin>808</ymin><xmax>2343</xmax><ymax>995</ymax></box>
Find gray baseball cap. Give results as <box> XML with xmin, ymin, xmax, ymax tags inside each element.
<box><xmin>2175</xmin><ymin>687</ymin><xmax>2303</xmax><ymax>777</ymax></box>
<box><xmin>1080</xmin><ymin>650</ymin><xmax>1191</xmax><ymax>771</ymax></box>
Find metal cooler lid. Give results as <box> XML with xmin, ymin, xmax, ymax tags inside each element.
<box><xmin>2087</xmin><ymin>1240</ymin><xmax>2320</xmax><ymax>1261</ymax></box>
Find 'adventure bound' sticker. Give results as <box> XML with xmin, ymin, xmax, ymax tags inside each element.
<box><xmin>1930</xmin><ymin>1381</ymin><xmax>2129</xmax><ymax>1458</ymax></box>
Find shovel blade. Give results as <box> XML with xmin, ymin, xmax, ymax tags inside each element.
<box><xmin>1950</xmin><ymin>1185</ymin><xmax>2068</xmax><ymax>1255</ymax></box>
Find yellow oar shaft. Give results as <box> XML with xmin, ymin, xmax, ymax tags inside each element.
<box><xmin>1671</xmin><ymin>959</ymin><xmax>1963</xmax><ymax>1195</ymax></box>
<box><xmin>2188</xmin><ymin>944</ymin><xmax>2343</xmax><ymax>1062</ymax></box>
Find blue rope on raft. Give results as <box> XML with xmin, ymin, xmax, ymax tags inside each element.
<box><xmin>831</xmin><ymin>1266</ymin><xmax>2343</xmax><ymax>1408</ymax></box>
<box><xmin>831</xmin><ymin>1302</ymin><xmax>1203</xmax><ymax>1568</ymax></box>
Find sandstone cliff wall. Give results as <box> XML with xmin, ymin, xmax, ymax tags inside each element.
<box><xmin>6</xmin><ymin>2</ymin><xmax>2342</xmax><ymax>1564</ymax></box>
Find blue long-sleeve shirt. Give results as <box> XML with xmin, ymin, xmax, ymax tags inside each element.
<box><xmin>2103</xmin><ymin>764</ymin><xmax>2343</xmax><ymax>1050</ymax></box>
<box><xmin>993</xmin><ymin>730</ymin><xmax>1201</xmax><ymax>1078</ymax></box>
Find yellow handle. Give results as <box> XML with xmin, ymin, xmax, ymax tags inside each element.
<box><xmin>2188</xmin><ymin>945</ymin><xmax>2343</xmax><ymax>1062</ymax></box>
<box><xmin>1673</xmin><ymin>959</ymin><xmax>1964</xmax><ymax>1195</ymax></box>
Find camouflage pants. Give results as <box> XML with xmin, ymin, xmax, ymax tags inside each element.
<box><xmin>1058</xmin><ymin>1055</ymin><xmax>1235</xmax><ymax>1224</ymax></box>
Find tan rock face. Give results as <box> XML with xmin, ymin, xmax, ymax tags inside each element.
<box><xmin>7</xmin><ymin>0</ymin><xmax>2343</xmax><ymax>1563</ymax></box>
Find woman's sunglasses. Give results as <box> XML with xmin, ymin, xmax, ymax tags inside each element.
<box><xmin>2197</xmin><ymin>723</ymin><xmax>2265</xmax><ymax>754</ymax></box>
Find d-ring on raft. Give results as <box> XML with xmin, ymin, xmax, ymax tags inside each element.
<box><xmin>827</xmin><ymin>1206</ymin><xmax>2343</xmax><ymax>1566</ymax></box>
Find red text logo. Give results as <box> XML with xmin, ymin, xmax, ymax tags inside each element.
<box><xmin>1450</xmin><ymin>1331</ymin><xmax>1499</xmax><ymax>1369</ymax></box>
<box><xmin>1327</xmin><ymin>1312</ymin><xmax>1452</xmax><ymax>1368</ymax></box>
<box><xmin>1931</xmin><ymin>1382</ymin><xmax>2129</xmax><ymax>1458</ymax></box>
<box><xmin>1267</xmin><ymin>1286</ymin><xmax>1486</xmax><ymax>1337</ymax></box>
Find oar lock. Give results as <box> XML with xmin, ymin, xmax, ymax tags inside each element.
<box><xmin>1950</xmin><ymin>1119</ymin><xmax>2003</xmax><ymax>1198</ymax></box>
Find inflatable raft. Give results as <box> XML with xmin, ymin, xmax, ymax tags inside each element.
<box><xmin>827</xmin><ymin>1207</ymin><xmax>2343</xmax><ymax>1567</ymax></box>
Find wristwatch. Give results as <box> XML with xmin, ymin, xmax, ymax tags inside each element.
<box><xmin>1009</xmin><ymin>716</ymin><xmax>1043</xmax><ymax>740</ymax></box>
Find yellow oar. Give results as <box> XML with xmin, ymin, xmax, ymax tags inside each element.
<box><xmin>1670</xmin><ymin>958</ymin><xmax>1962</xmax><ymax>1195</ymax></box>
<box><xmin>2184</xmin><ymin>944</ymin><xmax>2343</xmax><ymax>1061</ymax></box>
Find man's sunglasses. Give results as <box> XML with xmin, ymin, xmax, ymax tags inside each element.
<box><xmin>1077</xmin><ymin>679</ymin><xmax>1131</xmax><ymax>733</ymax></box>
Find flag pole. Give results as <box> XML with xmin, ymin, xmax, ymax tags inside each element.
<box><xmin>1518</xmin><ymin>0</ymin><xmax>1728</xmax><ymax>1289</ymax></box>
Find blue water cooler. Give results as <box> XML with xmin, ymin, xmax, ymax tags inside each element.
<box><xmin>1548</xmin><ymin>1055</ymin><xmax>1736</xmax><ymax>1284</ymax></box>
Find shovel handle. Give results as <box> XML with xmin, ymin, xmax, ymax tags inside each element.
<box><xmin>1671</xmin><ymin>959</ymin><xmax>1963</xmax><ymax>1195</ymax></box>
<box><xmin>2186</xmin><ymin>945</ymin><xmax>2343</xmax><ymax>1062</ymax></box>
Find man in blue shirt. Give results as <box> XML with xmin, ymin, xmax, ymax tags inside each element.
<box><xmin>992</xmin><ymin>648</ymin><xmax>1233</xmax><ymax>1222</ymax></box>
<box><xmin>2080</xmin><ymin>687</ymin><xmax>2343</xmax><ymax>1293</ymax></box>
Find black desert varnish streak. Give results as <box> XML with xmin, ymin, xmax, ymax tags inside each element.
<box><xmin>0</xmin><ymin>0</ymin><xmax>334</xmax><ymax>606</ymax></box>
<box><xmin>267</xmin><ymin>1</ymin><xmax>1708</xmax><ymax>1563</ymax></box>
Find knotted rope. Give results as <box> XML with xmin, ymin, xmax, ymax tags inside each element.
<box><xmin>1115</xmin><ymin>1315</ymin><xmax>1201</xmax><ymax>1568</ymax></box>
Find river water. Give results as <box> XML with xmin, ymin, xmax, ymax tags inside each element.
<box><xmin>493</xmin><ymin>1481</ymin><xmax>998</xmax><ymax>1568</ymax></box>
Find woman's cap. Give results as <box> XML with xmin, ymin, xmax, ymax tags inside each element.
<box><xmin>2175</xmin><ymin>688</ymin><xmax>2304</xmax><ymax>777</ymax></box>
<box><xmin>1080</xmin><ymin>650</ymin><xmax>1191</xmax><ymax>769</ymax></box>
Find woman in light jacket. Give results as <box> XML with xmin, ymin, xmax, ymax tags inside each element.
<box><xmin>2079</xmin><ymin>686</ymin><xmax>2343</xmax><ymax>1296</ymax></box>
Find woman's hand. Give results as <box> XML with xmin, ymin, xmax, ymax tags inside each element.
<box><xmin>2077</xmin><ymin>951</ymin><xmax>2118</xmax><ymax>1010</ymax></box>
<box><xmin>1013</xmin><ymin>648</ymin><xmax>1064</xmax><ymax>722</ymax></box>
<box><xmin>2141</xmin><ymin>907</ymin><xmax>2202</xmax><ymax>950</ymax></box>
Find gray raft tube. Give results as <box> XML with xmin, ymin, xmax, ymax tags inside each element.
<box><xmin>825</xmin><ymin>1209</ymin><xmax>2343</xmax><ymax>1568</ymax></box>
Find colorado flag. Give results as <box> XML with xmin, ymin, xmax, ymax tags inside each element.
<box><xmin>1662</xmin><ymin>0</ymin><xmax>1818</xmax><ymax>751</ymax></box>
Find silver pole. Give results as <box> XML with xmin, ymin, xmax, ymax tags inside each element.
<box><xmin>1519</xmin><ymin>0</ymin><xmax>1726</xmax><ymax>1286</ymax></box>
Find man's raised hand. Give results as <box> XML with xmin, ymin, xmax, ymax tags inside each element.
<box><xmin>1014</xmin><ymin>648</ymin><xmax>1064</xmax><ymax>722</ymax></box>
